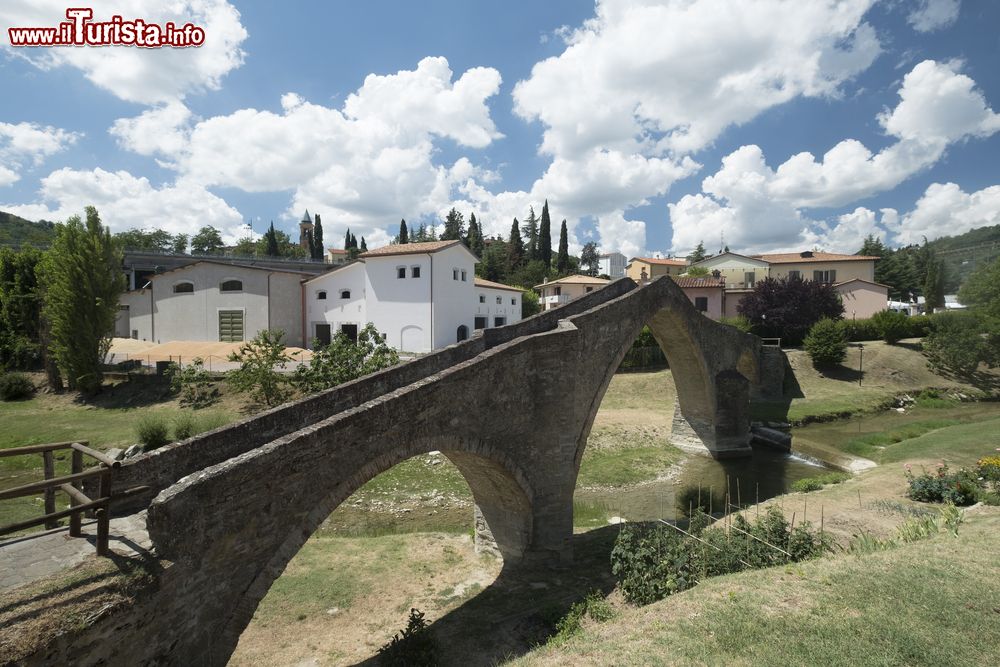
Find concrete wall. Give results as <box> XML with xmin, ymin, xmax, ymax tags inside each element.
<box><xmin>837</xmin><ymin>281</ymin><xmax>888</xmax><ymax>319</ymax></box>
<box><xmin>597</xmin><ymin>252</ymin><xmax>626</xmax><ymax>278</ymax></box>
<box><xmin>692</xmin><ymin>254</ymin><xmax>770</xmax><ymax>289</ymax></box>
<box><xmin>475</xmin><ymin>285</ymin><xmax>521</xmax><ymax>328</ymax></box>
<box><xmin>680</xmin><ymin>286</ymin><xmax>724</xmax><ymax>320</ymax></box>
<box><xmin>429</xmin><ymin>245</ymin><xmax>479</xmax><ymax>350</ymax></box>
<box><xmin>771</xmin><ymin>260</ymin><xmax>874</xmax><ymax>283</ymax></box>
<box><xmin>538</xmin><ymin>281</ymin><xmax>603</xmax><ymax>310</ymax></box>
<box><xmin>303</xmin><ymin>263</ymin><xmax>367</xmax><ymax>347</ymax></box>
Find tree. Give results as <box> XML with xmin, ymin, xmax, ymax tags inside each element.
<box><xmin>923</xmin><ymin>312</ymin><xmax>990</xmax><ymax>377</ymax></box>
<box><xmin>172</xmin><ymin>233</ymin><xmax>188</xmax><ymax>254</ymax></box>
<box><xmin>870</xmin><ymin>310</ymin><xmax>909</xmax><ymax>345</ymax></box>
<box><xmin>478</xmin><ymin>240</ymin><xmax>507</xmax><ymax>281</ymax></box>
<box><xmin>737</xmin><ymin>275</ymin><xmax>844</xmax><ymax>345</ymax></box>
<box><xmin>923</xmin><ymin>256</ymin><xmax>946</xmax><ymax>313</ymax></box>
<box><xmin>311</xmin><ymin>214</ymin><xmax>324</xmax><ymax>260</ymax></box>
<box><xmin>360</xmin><ymin>237</ymin><xmax>368</xmax><ymax>252</ymax></box>
<box><xmin>803</xmin><ymin>318</ymin><xmax>848</xmax><ymax>368</ymax></box>
<box><xmin>580</xmin><ymin>242</ymin><xmax>600</xmax><ymax>277</ymax></box>
<box><xmin>294</xmin><ymin>323</ymin><xmax>399</xmax><ymax>393</ymax></box>
<box><xmin>398</xmin><ymin>219</ymin><xmax>409</xmax><ymax>244</ymax></box>
<box><xmin>466</xmin><ymin>213</ymin><xmax>484</xmax><ymax>257</ymax></box>
<box><xmin>507</xmin><ymin>218</ymin><xmax>525</xmax><ymax>273</ymax></box>
<box><xmin>684</xmin><ymin>266</ymin><xmax>711</xmax><ymax>277</ymax></box>
<box><xmin>226</xmin><ymin>329</ymin><xmax>294</xmax><ymax>407</ymax></box>
<box><xmin>521</xmin><ymin>207</ymin><xmax>539</xmax><ymax>261</ymax></box>
<box><xmin>38</xmin><ymin>207</ymin><xmax>126</xmax><ymax>394</ymax></box>
<box><xmin>521</xmin><ymin>289</ymin><xmax>541</xmax><ymax>319</ymax></box>
<box><xmin>857</xmin><ymin>234</ymin><xmax>888</xmax><ymax>258</ymax></box>
<box><xmin>539</xmin><ymin>200</ymin><xmax>553</xmax><ymax>267</ymax></box>
<box><xmin>265</xmin><ymin>221</ymin><xmax>280</xmax><ymax>257</ymax></box>
<box><xmin>687</xmin><ymin>241</ymin><xmax>707</xmax><ymax>263</ymax></box>
<box><xmin>191</xmin><ymin>226</ymin><xmax>224</xmax><ymax>254</ymax></box>
<box><xmin>556</xmin><ymin>219</ymin><xmax>570</xmax><ymax>274</ymax></box>
<box><xmin>115</xmin><ymin>228</ymin><xmax>174</xmax><ymax>252</ymax></box>
<box><xmin>958</xmin><ymin>257</ymin><xmax>1000</xmax><ymax>322</ymax></box>
<box><xmin>0</xmin><ymin>246</ymin><xmax>43</xmax><ymax>369</ymax></box>
<box><xmin>232</xmin><ymin>235</ymin><xmax>258</xmax><ymax>256</ymax></box>
<box><xmin>442</xmin><ymin>208</ymin><xmax>466</xmax><ymax>241</ymax></box>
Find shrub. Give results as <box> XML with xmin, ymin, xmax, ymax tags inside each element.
<box><xmin>976</xmin><ymin>456</ymin><xmax>1000</xmax><ymax>492</ymax></box>
<box><xmin>377</xmin><ymin>608</ymin><xmax>437</xmax><ymax>666</ymax></box>
<box><xmin>804</xmin><ymin>318</ymin><xmax>847</xmax><ymax>367</ymax></box>
<box><xmin>922</xmin><ymin>311</ymin><xmax>989</xmax><ymax>377</ymax></box>
<box><xmin>551</xmin><ymin>590</ymin><xmax>615</xmax><ymax>644</ymax></box>
<box><xmin>790</xmin><ymin>471</ymin><xmax>851</xmax><ymax>493</ymax></box>
<box><xmin>227</xmin><ymin>329</ymin><xmax>294</xmax><ymax>407</ymax></box>
<box><xmin>173</xmin><ymin>412</ymin><xmax>197</xmax><ymax>441</ymax></box>
<box><xmin>737</xmin><ymin>275</ymin><xmax>844</xmax><ymax>345</ymax></box>
<box><xmin>167</xmin><ymin>357</ymin><xmax>217</xmax><ymax>407</ymax></box>
<box><xmin>0</xmin><ymin>372</ymin><xmax>34</xmax><ymax>400</ymax></box>
<box><xmin>136</xmin><ymin>413</ymin><xmax>170</xmax><ymax>451</ymax></box>
<box><xmin>904</xmin><ymin>463</ymin><xmax>979</xmax><ymax>506</ymax></box>
<box><xmin>719</xmin><ymin>315</ymin><xmax>752</xmax><ymax>333</ymax></box>
<box><xmin>293</xmin><ymin>323</ymin><xmax>398</xmax><ymax>394</ymax></box>
<box><xmin>871</xmin><ymin>310</ymin><xmax>910</xmax><ymax>344</ymax></box>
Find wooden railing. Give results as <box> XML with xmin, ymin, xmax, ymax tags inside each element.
<box><xmin>0</xmin><ymin>441</ymin><xmax>148</xmax><ymax>556</ymax></box>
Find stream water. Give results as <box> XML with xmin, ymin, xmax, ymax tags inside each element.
<box><xmin>576</xmin><ymin>401</ymin><xmax>1000</xmax><ymax>523</ymax></box>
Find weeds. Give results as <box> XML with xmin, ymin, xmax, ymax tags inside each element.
<box><xmin>790</xmin><ymin>471</ymin><xmax>851</xmax><ymax>493</ymax></box>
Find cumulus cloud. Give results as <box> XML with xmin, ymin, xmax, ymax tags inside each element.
<box><xmin>0</xmin><ymin>168</ymin><xmax>244</xmax><ymax>239</ymax></box>
<box><xmin>0</xmin><ymin>121</ymin><xmax>80</xmax><ymax>186</ymax></box>
<box><xmin>0</xmin><ymin>0</ymin><xmax>247</xmax><ymax>104</ymax></box>
<box><xmin>513</xmin><ymin>0</ymin><xmax>880</xmax><ymax>158</ymax></box>
<box><xmin>888</xmin><ymin>182</ymin><xmax>1000</xmax><ymax>245</ymax></box>
<box><xmin>669</xmin><ymin>60</ymin><xmax>1000</xmax><ymax>252</ymax></box>
<box><xmin>907</xmin><ymin>0</ymin><xmax>961</xmax><ymax>33</ymax></box>
<box><xmin>109</xmin><ymin>102</ymin><xmax>193</xmax><ymax>160</ymax></box>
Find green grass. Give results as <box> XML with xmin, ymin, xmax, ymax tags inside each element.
<box><xmin>789</xmin><ymin>471</ymin><xmax>851</xmax><ymax>493</ymax></box>
<box><xmin>577</xmin><ymin>445</ymin><xmax>683</xmax><ymax>487</ymax></box>
<box><xmin>517</xmin><ymin>513</ymin><xmax>1000</xmax><ymax>667</ymax></box>
<box><xmin>839</xmin><ymin>417</ymin><xmax>1000</xmax><ymax>465</ymax></box>
<box><xmin>841</xmin><ymin>419</ymin><xmax>962</xmax><ymax>460</ymax></box>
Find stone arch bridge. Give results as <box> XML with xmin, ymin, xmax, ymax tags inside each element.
<box><xmin>16</xmin><ymin>276</ymin><xmax>779</xmax><ymax>665</ymax></box>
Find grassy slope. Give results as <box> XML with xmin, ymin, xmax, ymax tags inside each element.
<box><xmin>518</xmin><ymin>511</ymin><xmax>1000</xmax><ymax>667</ymax></box>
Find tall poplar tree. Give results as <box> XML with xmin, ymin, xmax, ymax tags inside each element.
<box><xmin>398</xmin><ymin>219</ymin><xmax>409</xmax><ymax>244</ymax></box>
<box><xmin>265</xmin><ymin>221</ymin><xmax>279</xmax><ymax>256</ymax></box>
<box><xmin>466</xmin><ymin>213</ymin><xmax>485</xmax><ymax>257</ymax></box>
<box><xmin>539</xmin><ymin>201</ymin><xmax>552</xmax><ymax>267</ymax></box>
<box><xmin>38</xmin><ymin>207</ymin><xmax>126</xmax><ymax>394</ymax></box>
<box><xmin>556</xmin><ymin>219</ymin><xmax>570</xmax><ymax>274</ymax></box>
<box><xmin>507</xmin><ymin>218</ymin><xmax>525</xmax><ymax>272</ymax></box>
<box><xmin>311</xmin><ymin>214</ymin><xmax>324</xmax><ymax>260</ymax></box>
<box><xmin>521</xmin><ymin>207</ymin><xmax>539</xmax><ymax>261</ymax></box>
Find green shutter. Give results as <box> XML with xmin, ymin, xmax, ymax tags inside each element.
<box><xmin>219</xmin><ymin>310</ymin><xmax>244</xmax><ymax>342</ymax></box>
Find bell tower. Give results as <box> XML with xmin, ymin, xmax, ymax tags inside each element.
<box><xmin>298</xmin><ymin>209</ymin><xmax>314</xmax><ymax>249</ymax></box>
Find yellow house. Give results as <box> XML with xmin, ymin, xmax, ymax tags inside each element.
<box><xmin>534</xmin><ymin>275</ymin><xmax>611</xmax><ymax>311</ymax></box>
<box><xmin>753</xmin><ymin>251</ymin><xmax>878</xmax><ymax>283</ymax></box>
<box><xmin>686</xmin><ymin>252</ymin><xmax>769</xmax><ymax>289</ymax></box>
<box><xmin>626</xmin><ymin>256</ymin><xmax>688</xmax><ymax>282</ymax></box>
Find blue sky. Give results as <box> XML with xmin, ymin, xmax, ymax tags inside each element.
<box><xmin>1</xmin><ymin>0</ymin><xmax>999</xmax><ymax>258</ymax></box>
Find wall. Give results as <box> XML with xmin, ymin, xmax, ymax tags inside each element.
<box><xmin>680</xmin><ymin>286</ymin><xmax>724</xmax><ymax>320</ymax></box>
<box><xmin>475</xmin><ymin>285</ymin><xmax>521</xmax><ymax>328</ymax></box>
<box><xmin>625</xmin><ymin>260</ymin><xmax>686</xmax><ymax>282</ymax></box>
<box><xmin>538</xmin><ymin>282</ymin><xmax>604</xmax><ymax>310</ymax></box>
<box><xmin>303</xmin><ymin>263</ymin><xmax>367</xmax><ymax>347</ymax></box>
<box><xmin>837</xmin><ymin>281</ymin><xmax>888</xmax><ymax>319</ymax></box>
<box><xmin>365</xmin><ymin>253</ymin><xmax>434</xmax><ymax>352</ymax></box>
<box><xmin>770</xmin><ymin>260</ymin><xmax>875</xmax><ymax>283</ymax></box>
<box><xmin>692</xmin><ymin>254</ymin><xmax>769</xmax><ymax>289</ymax></box>
<box><xmin>430</xmin><ymin>245</ymin><xmax>478</xmax><ymax>350</ymax></box>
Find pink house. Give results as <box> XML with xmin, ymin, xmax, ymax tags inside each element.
<box><xmin>835</xmin><ymin>279</ymin><xmax>890</xmax><ymax>319</ymax></box>
<box><xmin>672</xmin><ymin>276</ymin><xmax>726</xmax><ymax>319</ymax></box>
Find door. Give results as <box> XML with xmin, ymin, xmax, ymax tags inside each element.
<box><xmin>315</xmin><ymin>323</ymin><xmax>331</xmax><ymax>347</ymax></box>
<box><xmin>457</xmin><ymin>325</ymin><xmax>469</xmax><ymax>342</ymax></box>
<box><xmin>340</xmin><ymin>323</ymin><xmax>358</xmax><ymax>343</ymax></box>
<box><xmin>219</xmin><ymin>310</ymin><xmax>244</xmax><ymax>342</ymax></box>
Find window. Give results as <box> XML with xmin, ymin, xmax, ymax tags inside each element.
<box><xmin>496</xmin><ymin>296</ymin><xmax>502</xmax><ymax>304</ymax></box>
<box><xmin>397</xmin><ymin>267</ymin><xmax>406</xmax><ymax>279</ymax></box>
<box><xmin>494</xmin><ymin>317</ymin><xmax>506</xmax><ymax>327</ymax></box>
<box><xmin>586</xmin><ymin>287</ymin><xmax>594</xmax><ymax>293</ymax></box>
<box><xmin>220</xmin><ymin>279</ymin><xmax>242</xmax><ymax>292</ymax></box>
<box><xmin>474</xmin><ymin>316</ymin><xmax>487</xmax><ymax>330</ymax></box>
<box><xmin>695</xmin><ymin>296</ymin><xmax>709</xmax><ymax>312</ymax></box>
<box><xmin>511</xmin><ymin>298</ymin><xmax>516</xmax><ymax>305</ymax></box>
<box><xmin>461</xmin><ymin>270</ymin><xmax>467</xmax><ymax>281</ymax></box>
<box><xmin>813</xmin><ymin>270</ymin><xmax>837</xmax><ymax>283</ymax></box>
<box><xmin>788</xmin><ymin>270</ymin><xmax>801</xmax><ymax>280</ymax></box>
<box><xmin>173</xmin><ymin>281</ymin><xmax>194</xmax><ymax>294</ymax></box>
<box><xmin>554</xmin><ymin>286</ymin><xmax>562</xmax><ymax>296</ymax></box>
<box><xmin>744</xmin><ymin>272</ymin><xmax>755</xmax><ymax>288</ymax></box>
<box><xmin>479</xmin><ymin>295</ymin><xmax>485</xmax><ymax>303</ymax></box>
<box><xmin>453</xmin><ymin>268</ymin><xmax>459</xmax><ymax>280</ymax></box>
<box><xmin>314</xmin><ymin>323</ymin><xmax>331</xmax><ymax>347</ymax></box>
<box><xmin>340</xmin><ymin>290</ymin><xmax>351</xmax><ymax>299</ymax></box>
<box><xmin>340</xmin><ymin>323</ymin><xmax>358</xmax><ymax>343</ymax></box>
<box><xmin>317</xmin><ymin>290</ymin><xmax>327</xmax><ymax>300</ymax></box>
<box><xmin>411</xmin><ymin>266</ymin><xmax>421</xmax><ymax>278</ymax></box>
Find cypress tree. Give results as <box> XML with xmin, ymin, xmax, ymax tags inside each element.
<box><xmin>507</xmin><ymin>217</ymin><xmax>524</xmax><ymax>271</ymax></box>
<box><xmin>360</xmin><ymin>237</ymin><xmax>368</xmax><ymax>252</ymax></box>
<box><xmin>265</xmin><ymin>221</ymin><xmax>279</xmax><ymax>257</ymax></box>
<box><xmin>521</xmin><ymin>207</ymin><xmax>539</xmax><ymax>261</ymax></box>
<box><xmin>556</xmin><ymin>219</ymin><xmax>570</xmax><ymax>274</ymax></box>
<box><xmin>466</xmin><ymin>213</ymin><xmax>485</xmax><ymax>257</ymax></box>
<box><xmin>399</xmin><ymin>219</ymin><xmax>409</xmax><ymax>244</ymax></box>
<box><xmin>305</xmin><ymin>229</ymin><xmax>315</xmax><ymax>258</ymax></box>
<box><xmin>344</xmin><ymin>228</ymin><xmax>352</xmax><ymax>252</ymax></box>
<box><xmin>539</xmin><ymin>200</ymin><xmax>552</xmax><ymax>267</ymax></box>
<box><xmin>312</xmin><ymin>214</ymin><xmax>324</xmax><ymax>260</ymax></box>
<box><xmin>442</xmin><ymin>208</ymin><xmax>465</xmax><ymax>241</ymax></box>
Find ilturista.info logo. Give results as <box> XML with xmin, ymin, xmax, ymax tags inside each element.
<box><xmin>7</xmin><ymin>8</ymin><xmax>205</xmax><ymax>48</ymax></box>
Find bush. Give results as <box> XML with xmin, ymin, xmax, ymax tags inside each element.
<box><xmin>377</xmin><ymin>608</ymin><xmax>437</xmax><ymax>666</ymax></box>
<box><xmin>804</xmin><ymin>318</ymin><xmax>847</xmax><ymax>367</ymax></box>
<box><xmin>173</xmin><ymin>412</ymin><xmax>197</xmax><ymax>441</ymax></box>
<box><xmin>227</xmin><ymin>329</ymin><xmax>294</xmax><ymax>407</ymax></box>
<box><xmin>871</xmin><ymin>310</ymin><xmax>910</xmax><ymax>344</ymax></box>
<box><xmin>923</xmin><ymin>311</ymin><xmax>989</xmax><ymax>377</ymax></box>
<box><xmin>611</xmin><ymin>507</ymin><xmax>829</xmax><ymax>606</ymax></box>
<box><xmin>293</xmin><ymin>323</ymin><xmax>398</xmax><ymax>394</ymax></box>
<box><xmin>790</xmin><ymin>471</ymin><xmax>851</xmax><ymax>493</ymax></box>
<box><xmin>719</xmin><ymin>315</ymin><xmax>752</xmax><ymax>333</ymax></box>
<box><xmin>551</xmin><ymin>590</ymin><xmax>615</xmax><ymax>644</ymax></box>
<box><xmin>0</xmin><ymin>372</ymin><xmax>34</xmax><ymax>400</ymax></box>
<box><xmin>136</xmin><ymin>413</ymin><xmax>170</xmax><ymax>451</ymax></box>
<box><xmin>167</xmin><ymin>357</ymin><xmax>217</xmax><ymax>407</ymax></box>
<box><xmin>904</xmin><ymin>463</ymin><xmax>980</xmax><ymax>506</ymax></box>
<box><xmin>737</xmin><ymin>275</ymin><xmax>844</xmax><ymax>345</ymax></box>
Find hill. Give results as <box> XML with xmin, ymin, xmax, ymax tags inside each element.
<box><xmin>928</xmin><ymin>223</ymin><xmax>1000</xmax><ymax>292</ymax></box>
<box><xmin>0</xmin><ymin>211</ymin><xmax>56</xmax><ymax>247</ymax></box>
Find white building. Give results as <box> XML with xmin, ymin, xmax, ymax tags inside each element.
<box><xmin>118</xmin><ymin>261</ymin><xmax>307</xmax><ymax>344</ymax></box>
<box><xmin>303</xmin><ymin>240</ymin><xmax>522</xmax><ymax>353</ymax></box>
<box><xmin>597</xmin><ymin>252</ymin><xmax>627</xmax><ymax>279</ymax></box>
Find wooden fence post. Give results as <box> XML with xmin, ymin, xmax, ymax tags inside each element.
<box><xmin>42</xmin><ymin>450</ymin><xmax>57</xmax><ymax>530</ymax></box>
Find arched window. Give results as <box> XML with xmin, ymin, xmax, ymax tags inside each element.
<box><xmin>457</xmin><ymin>325</ymin><xmax>469</xmax><ymax>342</ymax></box>
<box><xmin>317</xmin><ymin>290</ymin><xmax>327</xmax><ymax>300</ymax></box>
<box><xmin>340</xmin><ymin>289</ymin><xmax>351</xmax><ymax>299</ymax></box>
<box><xmin>173</xmin><ymin>281</ymin><xmax>194</xmax><ymax>294</ymax></box>
<box><xmin>220</xmin><ymin>279</ymin><xmax>243</xmax><ymax>292</ymax></box>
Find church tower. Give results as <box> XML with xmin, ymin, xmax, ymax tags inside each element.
<box><xmin>298</xmin><ymin>210</ymin><xmax>314</xmax><ymax>249</ymax></box>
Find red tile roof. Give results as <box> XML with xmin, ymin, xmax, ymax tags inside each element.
<box><xmin>631</xmin><ymin>256</ymin><xmax>688</xmax><ymax>266</ymax></box>
<box><xmin>474</xmin><ymin>277</ymin><xmax>523</xmax><ymax>292</ymax></box>
<box><xmin>359</xmin><ymin>240</ymin><xmax>464</xmax><ymax>258</ymax></box>
<box><xmin>672</xmin><ymin>276</ymin><xmax>726</xmax><ymax>288</ymax></box>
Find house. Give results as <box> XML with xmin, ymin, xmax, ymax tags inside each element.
<box><xmin>672</xmin><ymin>275</ymin><xmax>726</xmax><ymax>319</ymax></box>
<box><xmin>834</xmin><ymin>279</ymin><xmax>891</xmax><ymax>320</ymax></box>
<box><xmin>534</xmin><ymin>275</ymin><xmax>610</xmax><ymax>311</ymax></box>
<box><xmin>625</xmin><ymin>256</ymin><xmax>688</xmax><ymax>282</ymax></box>
<box><xmin>685</xmin><ymin>252</ymin><xmax>770</xmax><ymax>289</ymax></box>
<box><xmin>752</xmin><ymin>250</ymin><xmax>878</xmax><ymax>284</ymax></box>
<box><xmin>303</xmin><ymin>240</ymin><xmax>522</xmax><ymax>353</ymax></box>
<box><xmin>117</xmin><ymin>261</ymin><xmax>308</xmax><ymax>345</ymax></box>
<box><xmin>326</xmin><ymin>248</ymin><xmax>350</xmax><ymax>264</ymax></box>
<box><xmin>597</xmin><ymin>252</ymin><xmax>627</xmax><ymax>279</ymax></box>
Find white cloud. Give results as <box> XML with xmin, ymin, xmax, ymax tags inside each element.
<box><xmin>907</xmin><ymin>0</ymin><xmax>961</xmax><ymax>33</ymax></box>
<box><xmin>888</xmin><ymin>182</ymin><xmax>1000</xmax><ymax>245</ymax></box>
<box><xmin>512</xmin><ymin>0</ymin><xmax>880</xmax><ymax>158</ymax></box>
<box><xmin>0</xmin><ymin>1</ymin><xmax>247</xmax><ymax>104</ymax></box>
<box><xmin>0</xmin><ymin>168</ymin><xmax>244</xmax><ymax>239</ymax></box>
<box><xmin>0</xmin><ymin>121</ymin><xmax>80</xmax><ymax>186</ymax></box>
<box><xmin>109</xmin><ymin>102</ymin><xmax>193</xmax><ymax>160</ymax></box>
